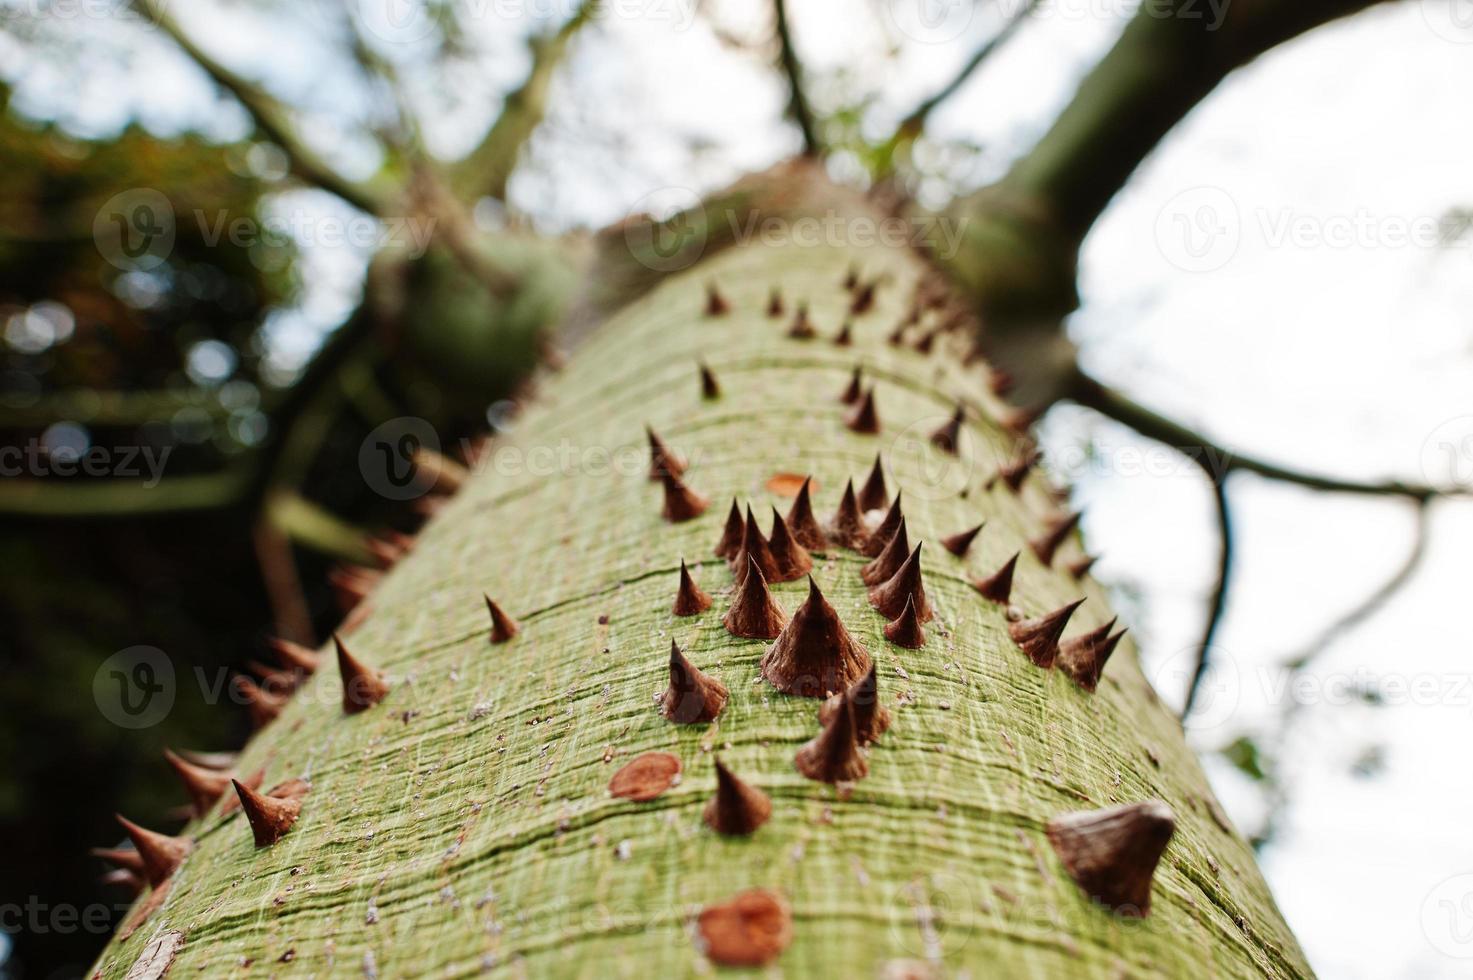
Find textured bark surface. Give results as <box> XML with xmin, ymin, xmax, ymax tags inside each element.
<box><xmin>91</xmin><ymin>178</ymin><xmax>1311</xmax><ymax>978</ymax></box>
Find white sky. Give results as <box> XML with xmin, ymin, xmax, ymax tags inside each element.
<box><xmin>4</xmin><ymin>1</ymin><xmax>1473</xmax><ymax>975</ymax></box>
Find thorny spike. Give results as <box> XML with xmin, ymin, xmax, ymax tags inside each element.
<box><xmin>940</xmin><ymin>523</ymin><xmax>984</xmax><ymax>558</ymax></box>
<box><xmin>327</xmin><ymin>565</ymin><xmax>377</xmax><ymax>611</ymax></box>
<box><xmin>839</xmin><ymin>365</ymin><xmax>864</xmax><ymax>405</ymax></box>
<box><xmin>1030</xmin><ymin>511</ymin><xmax>1082</xmax><ymax>567</ymax></box>
<box><xmin>485</xmin><ymin>595</ymin><xmax>521</xmax><ymax>643</ymax></box>
<box><xmin>844</xmin><ymin>388</ymin><xmax>880</xmax><ymax>434</ymax></box>
<box><xmin>703</xmin><ymin>758</ymin><xmax>772</xmax><ymax>836</ymax></box>
<box><xmin>267</xmin><ymin>637</ymin><xmax>320</xmax><ymax>674</ymax></box>
<box><xmin>1002</xmin><ymin>406</ymin><xmax>1041</xmax><ymax>435</ymax></box>
<box><xmin>931</xmin><ymin>406</ymin><xmax>964</xmax><ymax>454</ymax></box>
<box><xmin>1047</xmin><ymin>802</ymin><xmax>1176</xmax><ymax>916</ymax></box>
<box><xmin>334</xmin><ymin>634</ymin><xmax>390</xmax><ymax>714</ymax></box>
<box><xmin>714</xmin><ymin>499</ymin><xmax>744</xmax><ymax>559</ymax></box>
<box><xmin>90</xmin><ymin>847</ymin><xmax>145</xmax><ymax>876</ymax></box>
<box><xmin>794</xmin><ymin>698</ymin><xmax>869</xmax><ymax>783</ymax></box>
<box><xmin>705</xmin><ymin>282</ymin><xmax>729</xmax><ymax>316</ymax></box>
<box><xmin>842</xmin><ymin>263</ymin><xmax>859</xmax><ymax>291</ymax></box>
<box><xmin>233</xmin><ymin>779</ymin><xmax>302</xmax><ymax>848</ymax></box>
<box><xmin>723</xmin><ymin>557</ymin><xmax>787</xmax><ymax>639</ymax></box>
<box><xmin>1066</xmin><ymin>554</ymin><xmax>1098</xmax><ymax>580</ymax></box>
<box><xmin>733</xmin><ymin>505</ymin><xmax>782</xmax><ymax>583</ymax></box>
<box><xmin>1058</xmin><ymin>623</ymin><xmax>1127</xmax><ymax>693</ymax></box>
<box><xmin>660</xmin><ymin>469</ymin><xmax>710</xmax><ymax>523</ymax></box>
<box><xmin>884</xmin><ymin>593</ymin><xmax>926</xmax><ymax>649</ymax></box>
<box><xmin>858</xmin><ymin>491</ymin><xmax>902</xmax><ymax>558</ymax></box>
<box><xmin>996</xmin><ymin>454</ymin><xmax>1034</xmax><ymax>493</ymax></box>
<box><xmin>818</xmin><ymin>664</ymin><xmax>890</xmax><ymax>744</ymax></box>
<box><xmin>787</xmin><ymin>304</ymin><xmax>815</xmax><ymax>339</ymax></box>
<box><xmin>833</xmin><ymin>322</ymin><xmax>853</xmax><ymax>346</ymax></box>
<box><xmin>760</xmin><ymin>576</ymin><xmax>872</xmax><ymax>698</ymax></box>
<box><xmin>766</xmin><ymin>288</ymin><xmax>784</xmax><ymax>318</ymax></box>
<box><xmin>829</xmin><ymin>479</ymin><xmax>869</xmax><ymax>551</ymax></box>
<box><xmin>663</xmin><ymin>641</ymin><xmax>729</xmax><ymax>724</ymax></box>
<box><xmin>99</xmin><ymin>868</ymin><xmax>143</xmax><ymax>897</ymax></box>
<box><xmin>973</xmin><ymin>553</ymin><xmax>1019</xmax><ymax>605</ymax></box>
<box><xmin>914</xmin><ymin>329</ymin><xmax>937</xmax><ymax>354</ymax></box>
<box><xmin>234</xmin><ymin>675</ymin><xmax>285</xmax><ymax>729</ymax></box>
<box><xmin>785</xmin><ymin>478</ymin><xmax>827</xmax><ymax>551</ymax></box>
<box><xmin>673</xmin><ymin>560</ymin><xmax>714</xmax><ymax>616</ymax></box>
<box><xmin>861</xmin><ymin>517</ymin><xmax>910</xmax><ymax>586</ymax></box>
<box><xmin>247</xmin><ymin>660</ymin><xmax>299</xmax><ymax>692</ymax></box>
<box><xmin>162</xmin><ymin>749</ymin><xmax>232</xmax><ymax>816</ymax></box>
<box><xmin>849</xmin><ymin>280</ymin><xmax>876</xmax><ymax>315</ymax></box>
<box><xmin>1008</xmin><ymin>599</ymin><xmax>1087</xmax><ymax>669</ymax></box>
<box><xmin>767</xmin><ymin>507</ymin><xmax>814</xmax><ymax>581</ymax></box>
<box><xmin>857</xmin><ymin>454</ymin><xmax>887</xmax><ymax>513</ymax></box>
<box><xmin>114</xmin><ymin>815</ymin><xmax>191</xmax><ymax>887</ymax></box>
<box><xmin>868</xmin><ymin>544</ymin><xmax>933</xmax><ymax>623</ymax></box>
<box><xmin>646</xmin><ymin>425</ymin><xmax>687</xmax><ymax>480</ymax></box>
<box><xmin>698</xmin><ymin>361</ymin><xmax>722</xmax><ymax>400</ymax></box>
<box><xmin>411</xmin><ymin>447</ymin><xmax>467</xmax><ymax>494</ymax></box>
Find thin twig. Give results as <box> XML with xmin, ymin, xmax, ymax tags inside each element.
<box><xmin>1182</xmin><ymin>468</ymin><xmax>1234</xmax><ymax>718</ymax></box>
<box><xmin>772</xmin><ymin>0</ymin><xmax>821</xmax><ymax>156</ymax></box>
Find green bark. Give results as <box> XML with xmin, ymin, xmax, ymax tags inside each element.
<box><xmin>92</xmin><ymin>179</ymin><xmax>1310</xmax><ymax>978</ymax></box>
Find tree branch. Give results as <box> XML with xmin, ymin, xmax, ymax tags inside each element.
<box><xmin>772</xmin><ymin>0</ymin><xmax>821</xmax><ymax>156</ymax></box>
<box><xmin>135</xmin><ymin>0</ymin><xmax>394</xmax><ymax>215</ymax></box>
<box><xmin>1070</xmin><ymin>370</ymin><xmax>1461</xmax><ymax>501</ymax></box>
<box><xmin>1183</xmin><ymin>468</ymin><xmax>1234</xmax><ymax>718</ymax></box>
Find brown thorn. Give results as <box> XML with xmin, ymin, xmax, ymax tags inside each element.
<box><xmin>663</xmin><ymin>640</ymin><xmax>729</xmax><ymax>724</ymax></box>
<box><xmin>660</xmin><ymin>469</ymin><xmax>710</xmax><ymax>523</ymax></box>
<box><xmin>714</xmin><ymin>498</ymin><xmax>744</xmax><ymax>559</ymax></box>
<box><xmin>1047</xmin><ymin>801</ymin><xmax>1176</xmax><ymax>916</ymax></box>
<box><xmin>233</xmin><ymin>675</ymin><xmax>285</xmax><ymax>729</ymax></box>
<box><xmin>849</xmin><ymin>280</ymin><xmax>876</xmax><ymax>315</ymax></box>
<box><xmin>828</xmin><ymin>478</ymin><xmax>869</xmax><ymax>551</ymax></box>
<box><xmin>997</xmin><ymin>454</ymin><xmax>1034</xmax><ymax>493</ymax></box>
<box><xmin>267</xmin><ymin>636</ymin><xmax>320</xmax><ymax>674</ymax></box>
<box><xmin>162</xmin><ymin>749</ymin><xmax>232</xmax><ymax>816</ymax></box>
<box><xmin>857</xmin><ymin>453</ymin><xmax>888</xmax><ymax>513</ymax></box>
<box><xmin>785</xmin><ymin>478</ymin><xmax>827</xmax><ymax>551</ymax></box>
<box><xmin>868</xmin><ymin>543</ymin><xmax>933</xmax><ymax>623</ymax></box>
<box><xmin>90</xmin><ymin>847</ymin><xmax>145</xmax><ymax>876</ymax></box>
<box><xmin>941</xmin><ymin>522</ymin><xmax>984</xmax><ymax>558</ymax></box>
<box><xmin>842</xmin><ymin>263</ymin><xmax>859</xmax><ymax>291</ymax></box>
<box><xmin>883</xmin><ymin>593</ymin><xmax>927</xmax><ymax>649</ymax></box>
<box><xmin>767</xmin><ymin>507</ymin><xmax>814</xmax><ymax>581</ymax></box>
<box><xmin>705</xmin><ymin>282</ymin><xmax>729</xmax><ymax>317</ymax></box>
<box><xmin>334</xmin><ymin>633</ymin><xmax>389</xmax><ymax>714</ymax></box>
<box><xmin>818</xmin><ymin>664</ymin><xmax>890</xmax><ymax>744</ymax></box>
<box><xmin>794</xmin><ymin>697</ymin><xmax>868</xmax><ymax>783</ymax></box>
<box><xmin>703</xmin><ymin>758</ymin><xmax>772</xmax><ymax>836</ymax></box>
<box><xmin>732</xmin><ymin>505</ymin><xmax>781</xmax><ymax>583</ymax></box>
<box><xmin>858</xmin><ymin>491</ymin><xmax>902</xmax><ymax>558</ymax></box>
<box><xmin>839</xmin><ymin>365</ymin><xmax>864</xmax><ymax>405</ymax></box>
<box><xmin>973</xmin><ymin>552</ymin><xmax>1019</xmax><ymax>605</ymax></box>
<box><xmin>833</xmin><ymin>321</ymin><xmax>853</xmax><ymax>346</ymax></box>
<box><xmin>1030</xmin><ymin>511</ymin><xmax>1082</xmax><ymax>567</ymax></box>
<box><xmin>673</xmin><ymin>560</ymin><xmax>714</xmax><ymax>616</ymax></box>
<box><xmin>844</xmin><ymin>387</ymin><xmax>880</xmax><ymax>434</ymax></box>
<box><xmin>485</xmin><ymin>594</ymin><xmax>521</xmax><ymax>643</ymax></box>
<box><xmin>861</xmin><ymin>517</ymin><xmax>910</xmax><ymax>586</ymax></box>
<box><xmin>99</xmin><ymin>868</ymin><xmax>144</xmax><ymax>897</ymax></box>
<box><xmin>760</xmin><ymin>576</ymin><xmax>872</xmax><ymax>698</ymax></box>
<box><xmin>411</xmin><ymin>447</ymin><xmax>466</xmax><ymax>494</ymax></box>
<box><xmin>723</xmin><ymin>556</ymin><xmax>787</xmax><ymax>639</ymax></box>
<box><xmin>646</xmin><ymin>425</ymin><xmax>687</xmax><ymax>480</ymax></box>
<box><xmin>766</xmin><ymin>287</ymin><xmax>784</xmax><ymax>318</ymax></box>
<box><xmin>698</xmin><ymin>361</ymin><xmax>722</xmax><ymax>400</ymax></box>
<box><xmin>1066</xmin><ymin>554</ymin><xmax>1098</xmax><ymax>580</ymax></box>
<box><xmin>113</xmin><ymin>815</ymin><xmax>191</xmax><ymax>887</ymax></box>
<box><xmin>931</xmin><ymin>405</ymin><xmax>964</xmax><ymax>455</ymax></box>
<box><xmin>232</xmin><ymin>779</ymin><xmax>303</xmax><ymax>848</ymax></box>
<box><xmin>1008</xmin><ymin>598</ymin><xmax>1086</xmax><ymax>669</ymax></box>
<box><xmin>787</xmin><ymin>303</ymin><xmax>815</xmax><ymax>339</ymax></box>
<box><xmin>1058</xmin><ymin>623</ymin><xmax>1127</xmax><ymax>693</ymax></box>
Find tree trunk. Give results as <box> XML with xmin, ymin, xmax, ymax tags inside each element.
<box><xmin>91</xmin><ymin>164</ymin><xmax>1310</xmax><ymax>978</ymax></box>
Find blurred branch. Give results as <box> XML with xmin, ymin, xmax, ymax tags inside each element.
<box><xmin>252</xmin><ymin>510</ymin><xmax>314</xmax><ymax>644</ymax></box>
<box><xmin>264</xmin><ymin>489</ymin><xmax>374</xmax><ymax>563</ymax></box>
<box><xmin>449</xmin><ymin>1</ymin><xmax>596</xmax><ymax>203</ymax></box>
<box><xmin>772</xmin><ymin>0</ymin><xmax>821</xmax><ymax>157</ymax></box>
<box><xmin>0</xmin><ymin>469</ymin><xmax>255</xmax><ymax>517</ymax></box>
<box><xmin>1183</xmin><ymin>469</ymin><xmax>1234</xmax><ymax>718</ymax></box>
<box><xmin>877</xmin><ymin>0</ymin><xmax>1040</xmax><ymax>170</ymax></box>
<box><xmin>134</xmin><ymin>0</ymin><xmax>395</xmax><ymax>215</ymax></box>
<box><xmin>1070</xmin><ymin>370</ymin><xmax>1463</xmax><ymax>501</ymax></box>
